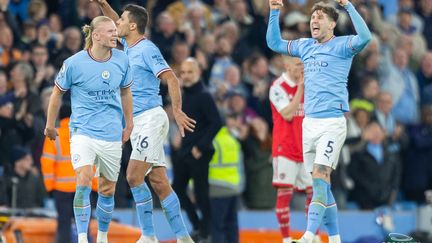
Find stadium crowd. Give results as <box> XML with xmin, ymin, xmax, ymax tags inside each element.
<box><xmin>0</xmin><ymin>0</ymin><xmax>431</xmax><ymax>220</ymax></box>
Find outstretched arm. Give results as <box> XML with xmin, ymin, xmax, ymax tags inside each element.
<box><xmin>159</xmin><ymin>70</ymin><xmax>196</xmax><ymax>137</ymax></box>
<box><xmin>93</xmin><ymin>0</ymin><xmax>120</xmax><ymax>21</ymax></box>
<box><xmin>266</xmin><ymin>0</ymin><xmax>289</xmax><ymax>55</ymax></box>
<box><xmin>339</xmin><ymin>0</ymin><xmax>372</xmax><ymax>51</ymax></box>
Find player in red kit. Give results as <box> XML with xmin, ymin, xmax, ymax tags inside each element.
<box><xmin>269</xmin><ymin>56</ymin><xmax>313</xmax><ymax>243</ymax></box>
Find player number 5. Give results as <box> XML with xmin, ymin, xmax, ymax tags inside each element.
<box><xmin>324</xmin><ymin>140</ymin><xmax>334</xmax><ymax>159</ymax></box>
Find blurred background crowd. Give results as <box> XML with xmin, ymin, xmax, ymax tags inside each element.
<box><xmin>0</xmin><ymin>0</ymin><xmax>431</xmax><ymax>215</ymax></box>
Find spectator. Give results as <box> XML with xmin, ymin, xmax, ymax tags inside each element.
<box><xmin>19</xmin><ymin>22</ymin><xmax>37</xmax><ymax>50</ymax></box>
<box><xmin>0</xmin><ymin>146</ymin><xmax>46</xmax><ymax>208</ymax></box>
<box><xmin>0</xmin><ymin>25</ymin><xmax>23</xmax><ymax>68</ymax></box>
<box><xmin>166</xmin><ymin>0</ymin><xmax>213</xmax><ymax>31</ymax></box>
<box><xmin>173</xmin><ymin>58</ymin><xmax>222</xmax><ymax>242</ymax></box>
<box><xmin>151</xmin><ymin>12</ymin><xmax>184</xmax><ymax>62</ymax></box>
<box><xmin>51</xmin><ymin>27</ymin><xmax>82</xmax><ymax>69</ymax></box>
<box><xmin>348</xmin><ymin>122</ymin><xmax>401</xmax><ymax>209</ymax></box>
<box><xmin>226</xmin><ymin>90</ymin><xmax>257</xmax><ymax>124</ymax></box>
<box><xmin>241</xmin><ymin>116</ymin><xmax>275</xmax><ymax>209</ymax></box>
<box><xmin>417</xmin><ymin>0</ymin><xmax>432</xmax><ymax>49</ymax></box>
<box><xmin>357</xmin><ymin>76</ymin><xmax>380</xmax><ymax>105</ymax></box>
<box><xmin>346</xmin><ymin>99</ymin><xmax>374</xmax><ymax>150</ymax></box>
<box><xmin>416</xmin><ymin>52</ymin><xmax>432</xmax><ymax>104</ymax></box>
<box><xmin>373</xmin><ymin>92</ymin><xmax>407</xmax><ymax>152</ymax></box>
<box><xmin>402</xmin><ymin>104</ymin><xmax>432</xmax><ymax>203</ymax></box>
<box><xmin>380</xmin><ymin>47</ymin><xmax>420</xmax><ymax>125</ymax></box>
<box><xmin>209</xmin><ymin>124</ymin><xmax>244</xmax><ymax>243</ymax></box>
<box><xmin>169</xmin><ymin>41</ymin><xmax>190</xmax><ymax>76</ymax></box>
<box><xmin>209</xmin><ymin>35</ymin><xmax>234</xmax><ymax>91</ymax></box>
<box><xmin>7</xmin><ymin>0</ymin><xmax>31</xmax><ymax>23</ymax></box>
<box><xmin>10</xmin><ymin>61</ymin><xmax>42</xmax><ymax>115</ymax></box>
<box><xmin>0</xmin><ymin>101</ymin><xmax>34</xmax><ymax>170</ymax></box>
<box><xmin>28</xmin><ymin>0</ymin><xmax>47</xmax><ymax>25</ymax></box>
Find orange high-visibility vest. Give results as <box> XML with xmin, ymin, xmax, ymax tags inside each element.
<box><xmin>41</xmin><ymin>118</ymin><xmax>98</xmax><ymax>192</ymax></box>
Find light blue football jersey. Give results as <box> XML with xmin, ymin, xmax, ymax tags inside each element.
<box><xmin>55</xmin><ymin>49</ymin><xmax>133</xmax><ymax>142</ymax></box>
<box><xmin>287</xmin><ymin>36</ymin><xmax>356</xmax><ymax>118</ymax></box>
<box><xmin>267</xmin><ymin>2</ymin><xmax>371</xmax><ymax>118</ymax></box>
<box><xmin>121</xmin><ymin>38</ymin><xmax>171</xmax><ymax>117</ymax></box>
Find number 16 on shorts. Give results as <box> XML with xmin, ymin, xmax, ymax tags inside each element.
<box><xmin>136</xmin><ymin>135</ymin><xmax>149</xmax><ymax>153</ymax></box>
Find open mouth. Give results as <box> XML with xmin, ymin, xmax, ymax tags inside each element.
<box><xmin>312</xmin><ymin>26</ymin><xmax>320</xmax><ymax>34</ymax></box>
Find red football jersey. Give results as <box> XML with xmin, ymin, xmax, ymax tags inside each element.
<box><xmin>269</xmin><ymin>73</ymin><xmax>304</xmax><ymax>162</ymax></box>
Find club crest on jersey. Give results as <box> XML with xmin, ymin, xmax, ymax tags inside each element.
<box><xmin>102</xmin><ymin>70</ymin><xmax>110</xmax><ymax>80</ymax></box>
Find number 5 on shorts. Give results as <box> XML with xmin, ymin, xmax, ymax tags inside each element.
<box><xmin>324</xmin><ymin>140</ymin><xmax>334</xmax><ymax>159</ymax></box>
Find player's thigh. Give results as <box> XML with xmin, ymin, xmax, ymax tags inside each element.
<box><xmin>272</xmin><ymin>156</ymin><xmax>301</xmax><ymax>187</ymax></box>
<box><xmin>70</xmin><ymin>135</ymin><xmax>96</xmax><ymax>185</ymax></box>
<box><xmin>70</xmin><ymin>135</ymin><xmax>96</xmax><ymax>169</ymax></box>
<box><xmin>294</xmin><ymin>163</ymin><xmax>313</xmax><ymax>190</ymax></box>
<box><xmin>94</xmin><ymin>139</ymin><xmax>122</xmax><ymax>182</ymax></box>
<box><xmin>302</xmin><ymin>117</ymin><xmax>318</xmax><ymax>173</ymax></box>
<box><xmin>314</xmin><ymin>117</ymin><xmax>347</xmax><ymax>170</ymax></box>
<box><xmin>130</xmin><ymin>107</ymin><xmax>169</xmax><ymax>166</ymax></box>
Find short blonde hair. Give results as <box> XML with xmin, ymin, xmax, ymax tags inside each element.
<box><xmin>82</xmin><ymin>16</ymin><xmax>114</xmax><ymax>50</ymax></box>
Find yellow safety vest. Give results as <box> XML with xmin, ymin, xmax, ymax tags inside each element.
<box><xmin>209</xmin><ymin>127</ymin><xmax>243</xmax><ymax>193</ymax></box>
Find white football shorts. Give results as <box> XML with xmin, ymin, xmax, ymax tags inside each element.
<box><xmin>70</xmin><ymin>135</ymin><xmax>122</xmax><ymax>182</ymax></box>
<box><xmin>302</xmin><ymin>116</ymin><xmax>347</xmax><ymax>173</ymax></box>
<box><xmin>130</xmin><ymin>106</ymin><xmax>169</xmax><ymax>167</ymax></box>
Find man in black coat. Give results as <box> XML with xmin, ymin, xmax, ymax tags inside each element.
<box><xmin>172</xmin><ymin>58</ymin><xmax>222</xmax><ymax>242</ymax></box>
<box><xmin>348</xmin><ymin>122</ymin><xmax>401</xmax><ymax>209</ymax></box>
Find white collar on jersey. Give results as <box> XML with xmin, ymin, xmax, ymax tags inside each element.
<box><xmin>282</xmin><ymin>72</ymin><xmax>297</xmax><ymax>88</ymax></box>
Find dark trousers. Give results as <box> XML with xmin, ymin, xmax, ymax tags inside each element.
<box><xmin>172</xmin><ymin>152</ymin><xmax>213</xmax><ymax>237</ymax></box>
<box><xmin>210</xmin><ymin>196</ymin><xmax>239</xmax><ymax>243</ymax></box>
<box><xmin>53</xmin><ymin>190</ymin><xmax>74</xmax><ymax>243</ymax></box>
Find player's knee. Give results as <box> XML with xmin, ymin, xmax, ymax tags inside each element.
<box><xmin>149</xmin><ymin>175</ymin><xmax>170</xmax><ymax>196</ymax></box>
<box><xmin>126</xmin><ymin>172</ymin><xmax>144</xmax><ymax>187</ymax></box>
<box><xmin>99</xmin><ymin>184</ymin><xmax>115</xmax><ymax>196</ymax></box>
<box><xmin>312</xmin><ymin>164</ymin><xmax>332</xmax><ymax>182</ymax></box>
<box><xmin>75</xmin><ymin>169</ymin><xmax>93</xmax><ymax>187</ymax></box>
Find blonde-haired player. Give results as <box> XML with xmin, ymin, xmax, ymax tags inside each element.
<box><xmin>45</xmin><ymin>16</ymin><xmax>133</xmax><ymax>243</ymax></box>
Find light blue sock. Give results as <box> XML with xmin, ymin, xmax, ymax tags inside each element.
<box><xmin>96</xmin><ymin>193</ymin><xmax>114</xmax><ymax>232</ymax></box>
<box><xmin>306</xmin><ymin>178</ymin><xmax>328</xmax><ymax>234</ymax></box>
<box><xmin>73</xmin><ymin>186</ymin><xmax>91</xmax><ymax>234</ymax></box>
<box><xmin>131</xmin><ymin>182</ymin><xmax>155</xmax><ymax>236</ymax></box>
<box><xmin>161</xmin><ymin>191</ymin><xmax>189</xmax><ymax>238</ymax></box>
<box><xmin>323</xmin><ymin>185</ymin><xmax>339</xmax><ymax>236</ymax></box>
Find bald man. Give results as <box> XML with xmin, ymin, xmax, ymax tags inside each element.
<box><xmin>173</xmin><ymin>58</ymin><xmax>222</xmax><ymax>242</ymax></box>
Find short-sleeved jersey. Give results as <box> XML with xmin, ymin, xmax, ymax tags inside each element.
<box><xmin>269</xmin><ymin>74</ymin><xmax>304</xmax><ymax>162</ymax></box>
<box><xmin>55</xmin><ymin>49</ymin><xmax>132</xmax><ymax>142</ymax></box>
<box><xmin>121</xmin><ymin>38</ymin><xmax>171</xmax><ymax>117</ymax></box>
<box><xmin>288</xmin><ymin>36</ymin><xmax>358</xmax><ymax>118</ymax></box>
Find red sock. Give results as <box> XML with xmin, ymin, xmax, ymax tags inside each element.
<box><xmin>276</xmin><ymin>187</ymin><xmax>293</xmax><ymax>238</ymax></box>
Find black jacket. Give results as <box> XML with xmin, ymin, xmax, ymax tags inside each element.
<box><xmin>348</xmin><ymin>143</ymin><xmax>401</xmax><ymax>209</ymax></box>
<box><xmin>178</xmin><ymin>81</ymin><xmax>222</xmax><ymax>158</ymax></box>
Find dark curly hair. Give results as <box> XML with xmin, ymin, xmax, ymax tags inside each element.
<box><xmin>311</xmin><ymin>2</ymin><xmax>339</xmax><ymax>22</ymax></box>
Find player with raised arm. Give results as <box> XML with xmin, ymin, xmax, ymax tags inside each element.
<box><xmin>94</xmin><ymin>1</ymin><xmax>196</xmax><ymax>243</ymax></box>
<box><xmin>267</xmin><ymin>0</ymin><xmax>371</xmax><ymax>242</ymax></box>
<box><xmin>45</xmin><ymin>16</ymin><xmax>134</xmax><ymax>243</ymax></box>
